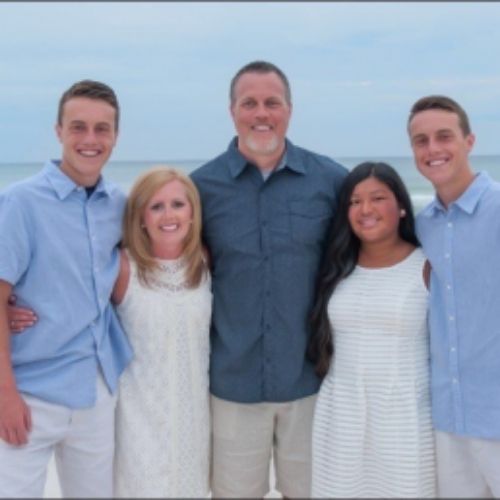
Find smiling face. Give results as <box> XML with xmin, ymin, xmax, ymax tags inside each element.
<box><xmin>409</xmin><ymin>109</ymin><xmax>475</xmax><ymax>204</ymax></box>
<box><xmin>141</xmin><ymin>179</ymin><xmax>194</xmax><ymax>259</ymax></box>
<box><xmin>56</xmin><ymin>97</ymin><xmax>117</xmax><ymax>186</ymax></box>
<box><xmin>230</xmin><ymin>71</ymin><xmax>291</xmax><ymax>167</ymax></box>
<box><xmin>348</xmin><ymin>176</ymin><xmax>403</xmax><ymax>247</ymax></box>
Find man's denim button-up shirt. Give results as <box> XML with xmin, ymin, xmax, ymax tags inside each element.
<box><xmin>417</xmin><ymin>172</ymin><xmax>500</xmax><ymax>439</ymax></box>
<box><xmin>0</xmin><ymin>160</ymin><xmax>133</xmax><ymax>408</ymax></box>
<box><xmin>191</xmin><ymin>138</ymin><xmax>347</xmax><ymax>403</ymax></box>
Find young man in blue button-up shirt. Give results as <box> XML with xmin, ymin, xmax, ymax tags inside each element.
<box><xmin>408</xmin><ymin>95</ymin><xmax>500</xmax><ymax>497</ymax></box>
<box><xmin>0</xmin><ymin>80</ymin><xmax>132</xmax><ymax>497</ymax></box>
<box><xmin>191</xmin><ymin>61</ymin><xmax>347</xmax><ymax>497</ymax></box>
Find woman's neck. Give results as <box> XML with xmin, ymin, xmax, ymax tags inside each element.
<box><xmin>357</xmin><ymin>239</ymin><xmax>415</xmax><ymax>268</ymax></box>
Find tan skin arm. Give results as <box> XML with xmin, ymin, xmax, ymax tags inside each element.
<box><xmin>111</xmin><ymin>249</ymin><xmax>131</xmax><ymax>306</ymax></box>
<box><xmin>0</xmin><ymin>280</ymin><xmax>32</xmax><ymax>445</ymax></box>
<box><xmin>423</xmin><ymin>259</ymin><xmax>431</xmax><ymax>290</ymax></box>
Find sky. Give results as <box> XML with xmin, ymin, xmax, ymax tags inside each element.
<box><xmin>1</xmin><ymin>1</ymin><xmax>500</xmax><ymax>163</ymax></box>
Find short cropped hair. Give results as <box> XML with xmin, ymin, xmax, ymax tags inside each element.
<box><xmin>57</xmin><ymin>80</ymin><xmax>120</xmax><ymax>131</ymax></box>
<box><xmin>408</xmin><ymin>95</ymin><xmax>471</xmax><ymax>136</ymax></box>
<box><xmin>229</xmin><ymin>60</ymin><xmax>291</xmax><ymax>105</ymax></box>
<box><xmin>122</xmin><ymin>166</ymin><xmax>207</xmax><ymax>288</ymax></box>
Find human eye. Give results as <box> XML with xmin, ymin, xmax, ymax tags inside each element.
<box><xmin>150</xmin><ymin>202</ymin><xmax>164</xmax><ymax>211</ymax></box>
<box><xmin>266</xmin><ymin>98</ymin><xmax>282</xmax><ymax>108</ymax></box>
<box><xmin>70</xmin><ymin>122</ymin><xmax>85</xmax><ymax>133</ymax></box>
<box><xmin>437</xmin><ymin>131</ymin><xmax>453</xmax><ymax>142</ymax></box>
<box><xmin>172</xmin><ymin>200</ymin><xmax>186</xmax><ymax>209</ymax></box>
<box><xmin>96</xmin><ymin>124</ymin><xmax>111</xmax><ymax>134</ymax></box>
<box><xmin>412</xmin><ymin>136</ymin><xmax>427</xmax><ymax>147</ymax></box>
<box><xmin>349</xmin><ymin>198</ymin><xmax>360</xmax><ymax>206</ymax></box>
<box><xmin>241</xmin><ymin>99</ymin><xmax>256</xmax><ymax>109</ymax></box>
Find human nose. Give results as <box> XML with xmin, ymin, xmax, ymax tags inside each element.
<box><xmin>255</xmin><ymin>103</ymin><xmax>270</xmax><ymax>118</ymax></box>
<box><xmin>360</xmin><ymin>200</ymin><xmax>373</xmax><ymax>214</ymax></box>
<box><xmin>82</xmin><ymin>129</ymin><xmax>98</xmax><ymax>144</ymax></box>
<box><xmin>427</xmin><ymin>137</ymin><xmax>441</xmax><ymax>153</ymax></box>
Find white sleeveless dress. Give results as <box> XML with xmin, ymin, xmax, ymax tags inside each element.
<box><xmin>114</xmin><ymin>256</ymin><xmax>212</xmax><ymax>498</ymax></box>
<box><xmin>312</xmin><ymin>249</ymin><xmax>436</xmax><ymax>498</ymax></box>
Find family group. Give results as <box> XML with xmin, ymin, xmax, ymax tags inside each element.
<box><xmin>0</xmin><ymin>60</ymin><xmax>499</xmax><ymax>499</ymax></box>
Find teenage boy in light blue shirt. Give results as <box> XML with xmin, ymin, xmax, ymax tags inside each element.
<box><xmin>408</xmin><ymin>95</ymin><xmax>500</xmax><ymax>497</ymax></box>
<box><xmin>0</xmin><ymin>80</ymin><xmax>132</xmax><ymax>497</ymax></box>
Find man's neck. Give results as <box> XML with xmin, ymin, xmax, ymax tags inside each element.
<box><xmin>436</xmin><ymin>169</ymin><xmax>476</xmax><ymax>208</ymax></box>
<box><xmin>238</xmin><ymin>144</ymin><xmax>286</xmax><ymax>173</ymax></box>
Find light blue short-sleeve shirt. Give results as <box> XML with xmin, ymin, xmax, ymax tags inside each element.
<box><xmin>417</xmin><ymin>172</ymin><xmax>500</xmax><ymax>439</ymax></box>
<box><xmin>0</xmin><ymin>160</ymin><xmax>133</xmax><ymax>409</ymax></box>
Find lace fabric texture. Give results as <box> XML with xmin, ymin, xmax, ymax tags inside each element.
<box><xmin>114</xmin><ymin>256</ymin><xmax>212</xmax><ymax>498</ymax></box>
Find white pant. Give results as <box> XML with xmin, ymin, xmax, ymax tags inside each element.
<box><xmin>436</xmin><ymin>430</ymin><xmax>500</xmax><ymax>498</ymax></box>
<box><xmin>0</xmin><ymin>374</ymin><xmax>116</xmax><ymax>498</ymax></box>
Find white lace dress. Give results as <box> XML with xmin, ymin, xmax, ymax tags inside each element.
<box><xmin>312</xmin><ymin>249</ymin><xmax>436</xmax><ymax>498</ymax></box>
<box><xmin>114</xmin><ymin>256</ymin><xmax>212</xmax><ymax>498</ymax></box>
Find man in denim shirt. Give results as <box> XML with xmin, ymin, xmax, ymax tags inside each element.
<box><xmin>0</xmin><ymin>80</ymin><xmax>132</xmax><ymax>497</ymax></box>
<box><xmin>191</xmin><ymin>61</ymin><xmax>347</xmax><ymax>497</ymax></box>
<box><xmin>408</xmin><ymin>95</ymin><xmax>500</xmax><ymax>497</ymax></box>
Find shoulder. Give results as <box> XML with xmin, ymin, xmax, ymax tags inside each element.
<box><xmin>480</xmin><ymin>178</ymin><xmax>500</xmax><ymax>207</ymax></box>
<box><xmin>0</xmin><ymin>173</ymin><xmax>45</xmax><ymax>201</ymax></box>
<box><xmin>105</xmin><ymin>180</ymin><xmax>126</xmax><ymax>200</ymax></box>
<box><xmin>0</xmin><ymin>175</ymin><xmax>47</xmax><ymax>224</ymax></box>
<box><xmin>190</xmin><ymin>151</ymin><xmax>228</xmax><ymax>183</ymax></box>
<box><xmin>411</xmin><ymin>247</ymin><xmax>427</xmax><ymax>265</ymax></box>
<box><xmin>289</xmin><ymin>144</ymin><xmax>348</xmax><ymax>194</ymax></box>
<box><xmin>101</xmin><ymin>179</ymin><xmax>127</xmax><ymax>207</ymax></box>
<box><xmin>291</xmin><ymin>144</ymin><xmax>348</xmax><ymax>176</ymax></box>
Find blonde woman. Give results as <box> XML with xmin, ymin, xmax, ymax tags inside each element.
<box><xmin>112</xmin><ymin>167</ymin><xmax>212</xmax><ymax>498</ymax></box>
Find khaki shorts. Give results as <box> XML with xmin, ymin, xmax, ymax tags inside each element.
<box><xmin>210</xmin><ymin>394</ymin><xmax>316</xmax><ymax>498</ymax></box>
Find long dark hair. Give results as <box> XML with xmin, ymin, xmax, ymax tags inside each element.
<box><xmin>307</xmin><ymin>162</ymin><xmax>419</xmax><ymax>377</ymax></box>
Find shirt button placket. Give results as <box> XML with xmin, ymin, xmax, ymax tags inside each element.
<box><xmin>445</xmin><ymin>215</ymin><xmax>463</xmax><ymax>432</ymax></box>
<box><xmin>260</xmin><ymin>188</ymin><xmax>273</xmax><ymax>399</ymax></box>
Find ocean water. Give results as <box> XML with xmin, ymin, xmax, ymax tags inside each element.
<box><xmin>1</xmin><ymin>155</ymin><xmax>499</xmax><ymax>212</ymax></box>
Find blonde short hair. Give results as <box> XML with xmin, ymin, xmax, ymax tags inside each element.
<box><xmin>122</xmin><ymin>166</ymin><xmax>207</xmax><ymax>288</ymax></box>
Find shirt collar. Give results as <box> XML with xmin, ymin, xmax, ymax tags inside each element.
<box><xmin>422</xmin><ymin>171</ymin><xmax>492</xmax><ymax>217</ymax></box>
<box><xmin>226</xmin><ymin>137</ymin><xmax>306</xmax><ymax>178</ymax></box>
<box><xmin>43</xmin><ymin>160</ymin><xmax>110</xmax><ymax>200</ymax></box>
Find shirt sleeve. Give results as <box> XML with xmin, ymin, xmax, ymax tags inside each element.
<box><xmin>0</xmin><ymin>194</ymin><xmax>32</xmax><ymax>285</ymax></box>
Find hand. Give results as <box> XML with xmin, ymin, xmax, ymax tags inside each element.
<box><xmin>0</xmin><ymin>387</ymin><xmax>32</xmax><ymax>445</ymax></box>
<box><xmin>7</xmin><ymin>295</ymin><xmax>37</xmax><ymax>334</ymax></box>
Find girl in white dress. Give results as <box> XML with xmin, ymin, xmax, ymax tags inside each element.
<box><xmin>112</xmin><ymin>167</ymin><xmax>211</xmax><ymax>498</ymax></box>
<box><xmin>308</xmin><ymin>162</ymin><xmax>436</xmax><ymax>498</ymax></box>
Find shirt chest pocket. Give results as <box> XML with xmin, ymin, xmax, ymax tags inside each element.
<box><xmin>288</xmin><ymin>199</ymin><xmax>332</xmax><ymax>245</ymax></box>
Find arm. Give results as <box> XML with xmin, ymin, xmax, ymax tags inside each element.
<box><xmin>423</xmin><ymin>259</ymin><xmax>431</xmax><ymax>290</ymax></box>
<box><xmin>111</xmin><ymin>249</ymin><xmax>131</xmax><ymax>306</ymax></box>
<box><xmin>0</xmin><ymin>280</ymin><xmax>32</xmax><ymax>445</ymax></box>
<box><xmin>7</xmin><ymin>295</ymin><xmax>37</xmax><ymax>334</ymax></box>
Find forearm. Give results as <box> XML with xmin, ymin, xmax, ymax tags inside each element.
<box><xmin>0</xmin><ymin>280</ymin><xmax>32</xmax><ymax>445</ymax></box>
<box><xmin>0</xmin><ymin>281</ymin><xmax>17</xmax><ymax>390</ymax></box>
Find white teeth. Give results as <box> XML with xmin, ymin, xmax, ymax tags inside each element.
<box><xmin>79</xmin><ymin>150</ymin><xmax>99</xmax><ymax>157</ymax></box>
<box><xmin>160</xmin><ymin>224</ymin><xmax>178</xmax><ymax>232</ymax></box>
<box><xmin>428</xmin><ymin>159</ymin><xmax>447</xmax><ymax>167</ymax></box>
<box><xmin>253</xmin><ymin>125</ymin><xmax>271</xmax><ymax>131</ymax></box>
<box><xmin>359</xmin><ymin>218</ymin><xmax>378</xmax><ymax>228</ymax></box>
